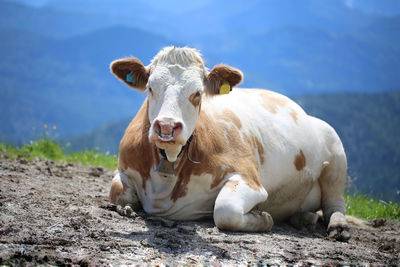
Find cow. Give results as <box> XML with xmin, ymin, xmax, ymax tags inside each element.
<box><xmin>109</xmin><ymin>46</ymin><xmax>350</xmax><ymax>241</ymax></box>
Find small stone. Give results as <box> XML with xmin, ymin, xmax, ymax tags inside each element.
<box><xmin>99</xmin><ymin>245</ymin><xmax>110</xmax><ymax>251</ymax></box>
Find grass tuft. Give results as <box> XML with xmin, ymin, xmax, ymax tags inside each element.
<box><xmin>0</xmin><ymin>137</ymin><xmax>117</xmax><ymax>170</ymax></box>
<box><xmin>345</xmin><ymin>192</ymin><xmax>399</xmax><ymax>221</ymax></box>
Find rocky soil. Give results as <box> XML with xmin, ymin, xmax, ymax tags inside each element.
<box><xmin>0</xmin><ymin>157</ymin><xmax>399</xmax><ymax>265</ymax></box>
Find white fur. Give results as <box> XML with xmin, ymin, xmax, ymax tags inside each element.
<box><xmin>125</xmin><ymin>168</ymin><xmax>218</xmax><ymax>220</ymax></box>
<box><xmin>150</xmin><ymin>46</ymin><xmax>207</xmax><ymax>70</ymax></box>
<box><xmin>214</xmin><ymin>174</ymin><xmax>272</xmax><ymax>231</ymax></box>
<box><xmin>147</xmin><ymin>48</ymin><xmax>207</xmax><ymax>160</ymax></box>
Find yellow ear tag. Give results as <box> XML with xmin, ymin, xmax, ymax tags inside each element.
<box><xmin>219</xmin><ymin>81</ymin><xmax>231</xmax><ymax>95</ymax></box>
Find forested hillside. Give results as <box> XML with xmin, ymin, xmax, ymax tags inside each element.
<box><xmin>295</xmin><ymin>91</ymin><xmax>400</xmax><ymax>200</ymax></box>
<box><xmin>69</xmin><ymin>91</ymin><xmax>400</xmax><ymax>201</ymax></box>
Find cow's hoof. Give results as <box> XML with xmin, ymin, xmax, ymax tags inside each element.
<box><xmin>260</xmin><ymin>211</ymin><xmax>274</xmax><ymax>231</ymax></box>
<box><xmin>327</xmin><ymin>225</ymin><xmax>351</xmax><ymax>242</ymax></box>
<box><xmin>327</xmin><ymin>212</ymin><xmax>350</xmax><ymax>241</ymax></box>
<box><xmin>116</xmin><ymin>205</ymin><xmax>138</xmax><ymax>218</ymax></box>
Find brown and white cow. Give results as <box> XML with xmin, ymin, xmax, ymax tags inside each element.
<box><xmin>109</xmin><ymin>46</ymin><xmax>350</xmax><ymax>241</ymax></box>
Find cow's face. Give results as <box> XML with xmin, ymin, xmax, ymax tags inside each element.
<box><xmin>111</xmin><ymin>47</ymin><xmax>242</xmax><ymax>162</ymax></box>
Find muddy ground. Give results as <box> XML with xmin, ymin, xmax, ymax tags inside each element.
<box><xmin>0</xmin><ymin>157</ymin><xmax>399</xmax><ymax>266</ymax></box>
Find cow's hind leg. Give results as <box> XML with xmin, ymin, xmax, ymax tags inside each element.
<box><xmin>290</xmin><ymin>212</ymin><xmax>319</xmax><ymax>231</ymax></box>
<box><xmin>213</xmin><ymin>174</ymin><xmax>273</xmax><ymax>232</ymax></box>
<box><xmin>109</xmin><ymin>172</ymin><xmax>141</xmax><ymax>210</ymax></box>
<box><xmin>290</xmin><ymin>181</ymin><xmax>321</xmax><ymax>231</ymax></box>
<box><xmin>319</xmin><ymin>152</ymin><xmax>350</xmax><ymax>241</ymax></box>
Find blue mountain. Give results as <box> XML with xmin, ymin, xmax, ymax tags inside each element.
<box><xmin>0</xmin><ymin>0</ymin><xmax>399</xmax><ymax>143</ymax></box>
<box><xmin>0</xmin><ymin>26</ymin><xmax>173</xmax><ymax>143</ymax></box>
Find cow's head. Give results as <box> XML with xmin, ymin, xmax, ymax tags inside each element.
<box><xmin>110</xmin><ymin>46</ymin><xmax>243</xmax><ymax>162</ymax></box>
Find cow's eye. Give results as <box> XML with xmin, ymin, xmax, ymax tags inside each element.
<box><xmin>148</xmin><ymin>87</ymin><xmax>153</xmax><ymax>95</ymax></box>
<box><xmin>190</xmin><ymin>91</ymin><xmax>202</xmax><ymax>107</ymax></box>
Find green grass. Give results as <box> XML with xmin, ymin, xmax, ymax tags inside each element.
<box><xmin>0</xmin><ymin>136</ymin><xmax>117</xmax><ymax>170</ymax></box>
<box><xmin>345</xmin><ymin>192</ymin><xmax>400</xmax><ymax>221</ymax></box>
<box><xmin>1</xmin><ymin>138</ymin><xmax>399</xmax><ymax>221</ymax></box>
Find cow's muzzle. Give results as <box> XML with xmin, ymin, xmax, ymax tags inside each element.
<box><xmin>153</xmin><ymin>120</ymin><xmax>183</xmax><ymax>142</ymax></box>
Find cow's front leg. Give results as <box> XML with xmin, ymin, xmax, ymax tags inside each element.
<box><xmin>109</xmin><ymin>171</ymin><xmax>141</xmax><ymax>210</ymax></box>
<box><xmin>213</xmin><ymin>174</ymin><xmax>273</xmax><ymax>232</ymax></box>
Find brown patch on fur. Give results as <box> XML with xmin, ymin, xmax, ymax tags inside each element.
<box><xmin>118</xmin><ymin>100</ymin><xmax>160</xmax><ymax>190</ymax></box>
<box><xmin>253</xmin><ymin>135</ymin><xmax>265</xmax><ymax>165</ymax></box>
<box><xmin>170</xmin><ymin>111</ymin><xmax>264</xmax><ymax>202</ymax></box>
<box><xmin>215</xmin><ymin>109</ymin><xmax>242</xmax><ymax>129</ymax></box>
<box><xmin>205</xmin><ymin>65</ymin><xmax>243</xmax><ymax>95</ymax></box>
<box><xmin>294</xmin><ymin>149</ymin><xmax>306</xmax><ymax>171</ymax></box>
<box><xmin>189</xmin><ymin>91</ymin><xmax>202</xmax><ymax>107</ymax></box>
<box><xmin>225</xmin><ymin>180</ymin><xmax>239</xmax><ymax>192</ymax></box>
<box><xmin>109</xmin><ymin>178</ymin><xmax>125</xmax><ymax>204</ymax></box>
<box><xmin>110</xmin><ymin>58</ymin><xmax>149</xmax><ymax>90</ymax></box>
<box><xmin>256</xmin><ymin>90</ymin><xmax>288</xmax><ymax>114</ymax></box>
<box><xmin>290</xmin><ymin>109</ymin><xmax>298</xmax><ymax>124</ymax></box>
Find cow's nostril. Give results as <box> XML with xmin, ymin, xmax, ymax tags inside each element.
<box><xmin>173</xmin><ymin>122</ymin><xmax>182</xmax><ymax>131</ymax></box>
<box><xmin>154</xmin><ymin>120</ymin><xmax>161</xmax><ymax>135</ymax></box>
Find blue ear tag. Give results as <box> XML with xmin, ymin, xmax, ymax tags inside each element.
<box><xmin>126</xmin><ymin>72</ymin><xmax>134</xmax><ymax>83</ymax></box>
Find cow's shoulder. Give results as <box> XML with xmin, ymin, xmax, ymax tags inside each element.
<box><xmin>173</xmin><ymin>104</ymin><xmax>265</xmax><ymax>196</ymax></box>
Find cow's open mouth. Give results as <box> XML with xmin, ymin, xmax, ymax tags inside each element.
<box><xmin>157</xmin><ymin>128</ymin><xmax>175</xmax><ymax>142</ymax></box>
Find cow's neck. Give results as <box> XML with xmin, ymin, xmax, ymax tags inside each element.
<box><xmin>156</xmin><ymin>134</ymin><xmax>197</xmax><ymax>177</ymax></box>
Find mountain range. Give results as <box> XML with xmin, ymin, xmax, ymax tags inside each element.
<box><xmin>0</xmin><ymin>0</ymin><xmax>399</xmax><ymax>199</ymax></box>
<box><xmin>1</xmin><ymin>0</ymin><xmax>400</xmax><ymax>143</ymax></box>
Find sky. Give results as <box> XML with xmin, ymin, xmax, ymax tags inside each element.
<box><xmin>10</xmin><ymin>0</ymin><xmax>400</xmax><ymax>16</ymax></box>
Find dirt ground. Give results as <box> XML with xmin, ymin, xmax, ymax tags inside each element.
<box><xmin>0</xmin><ymin>157</ymin><xmax>399</xmax><ymax>266</ymax></box>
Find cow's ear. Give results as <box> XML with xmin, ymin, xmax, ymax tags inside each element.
<box><xmin>110</xmin><ymin>58</ymin><xmax>149</xmax><ymax>91</ymax></box>
<box><xmin>205</xmin><ymin>65</ymin><xmax>243</xmax><ymax>95</ymax></box>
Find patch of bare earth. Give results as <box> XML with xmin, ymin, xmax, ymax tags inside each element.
<box><xmin>0</xmin><ymin>157</ymin><xmax>399</xmax><ymax>265</ymax></box>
